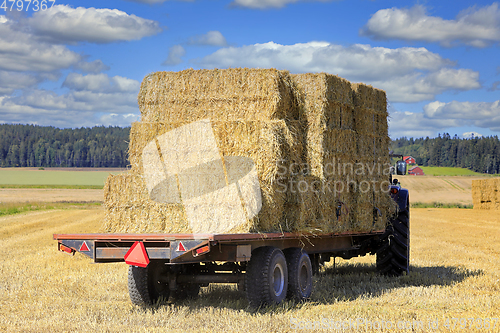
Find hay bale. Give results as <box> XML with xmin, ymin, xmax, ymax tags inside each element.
<box><xmin>103</xmin><ymin>173</ymin><xmax>190</xmax><ymax>233</ymax></box>
<box><xmin>472</xmin><ymin>178</ymin><xmax>500</xmax><ymax>210</ymax></box>
<box><xmin>107</xmin><ymin>120</ymin><xmax>304</xmax><ymax>233</ymax></box>
<box><xmin>108</xmin><ymin>69</ymin><xmax>396</xmax><ymax>234</ymax></box>
<box><xmin>138</xmin><ymin>68</ymin><xmax>300</xmax><ymax>122</ymax></box>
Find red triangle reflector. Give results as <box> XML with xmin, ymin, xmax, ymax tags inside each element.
<box><xmin>124</xmin><ymin>241</ymin><xmax>150</xmax><ymax>268</ymax></box>
<box><xmin>177</xmin><ymin>242</ymin><xmax>186</xmax><ymax>252</ymax></box>
<box><xmin>79</xmin><ymin>241</ymin><xmax>90</xmax><ymax>252</ymax></box>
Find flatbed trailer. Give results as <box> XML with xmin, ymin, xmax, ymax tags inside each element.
<box><xmin>54</xmin><ymin>156</ymin><xmax>409</xmax><ymax>307</ymax></box>
<box><xmin>53</xmin><ymin>188</ymin><xmax>409</xmax><ymax>308</ymax></box>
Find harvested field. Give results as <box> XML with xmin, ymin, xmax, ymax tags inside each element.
<box><xmin>1</xmin><ymin>208</ymin><xmax>499</xmax><ymax>332</ymax></box>
<box><xmin>0</xmin><ymin>188</ymin><xmax>104</xmax><ymax>203</ymax></box>
<box><xmin>398</xmin><ymin>175</ymin><xmax>492</xmax><ymax>205</ymax></box>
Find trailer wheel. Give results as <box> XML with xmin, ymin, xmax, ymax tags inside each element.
<box><xmin>376</xmin><ymin>206</ymin><xmax>410</xmax><ymax>276</ymax></box>
<box><xmin>245</xmin><ymin>246</ymin><xmax>288</xmax><ymax>307</ymax></box>
<box><xmin>284</xmin><ymin>248</ymin><xmax>313</xmax><ymax>302</ymax></box>
<box><xmin>128</xmin><ymin>262</ymin><xmax>170</xmax><ymax>306</ymax></box>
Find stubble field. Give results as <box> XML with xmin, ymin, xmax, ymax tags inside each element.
<box><xmin>0</xmin><ymin>175</ymin><xmax>499</xmax><ymax>332</ymax></box>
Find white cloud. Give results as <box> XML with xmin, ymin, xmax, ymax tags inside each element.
<box><xmin>188</xmin><ymin>31</ymin><xmax>228</xmax><ymax>46</ymax></box>
<box><xmin>200</xmin><ymin>41</ymin><xmax>480</xmax><ymax>103</ymax></box>
<box><xmin>390</xmin><ymin>100</ymin><xmax>500</xmax><ymax>137</ymax></box>
<box><xmin>0</xmin><ymin>71</ymin><xmax>41</xmax><ymax>96</ymax></box>
<box><xmin>388</xmin><ymin>111</ymin><xmax>460</xmax><ymax>138</ymax></box>
<box><xmin>162</xmin><ymin>45</ymin><xmax>186</xmax><ymax>66</ymax></box>
<box><xmin>462</xmin><ymin>131</ymin><xmax>483</xmax><ymax>139</ymax></box>
<box><xmin>361</xmin><ymin>4</ymin><xmax>500</xmax><ymax>47</ymax></box>
<box><xmin>0</xmin><ymin>15</ymin><xmax>83</xmax><ymax>72</ymax></box>
<box><xmin>424</xmin><ymin>100</ymin><xmax>500</xmax><ymax>124</ymax></box>
<box><xmin>0</xmin><ymin>73</ymin><xmax>141</xmax><ymax>127</ymax></box>
<box><xmin>29</xmin><ymin>5</ymin><xmax>162</xmax><ymax>44</ymax></box>
<box><xmin>63</xmin><ymin>73</ymin><xmax>140</xmax><ymax>93</ymax></box>
<box><xmin>231</xmin><ymin>0</ymin><xmax>332</xmax><ymax>9</ymax></box>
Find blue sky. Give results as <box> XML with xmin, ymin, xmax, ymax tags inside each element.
<box><xmin>0</xmin><ymin>0</ymin><xmax>499</xmax><ymax>139</ymax></box>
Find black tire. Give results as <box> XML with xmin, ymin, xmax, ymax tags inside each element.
<box><xmin>128</xmin><ymin>262</ymin><xmax>170</xmax><ymax>306</ymax></box>
<box><xmin>376</xmin><ymin>207</ymin><xmax>410</xmax><ymax>276</ymax></box>
<box><xmin>245</xmin><ymin>246</ymin><xmax>288</xmax><ymax>307</ymax></box>
<box><xmin>284</xmin><ymin>248</ymin><xmax>313</xmax><ymax>302</ymax></box>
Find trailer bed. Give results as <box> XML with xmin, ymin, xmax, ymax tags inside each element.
<box><xmin>54</xmin><ymin>230</ymin><xmax>385</xmax><ymax>264</ymax></box>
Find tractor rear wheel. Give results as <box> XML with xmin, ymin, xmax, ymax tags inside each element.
<box><xmin>376</xmin><ymin>207</ymin><xmax>410</xmax><ymax>276</ymax></box>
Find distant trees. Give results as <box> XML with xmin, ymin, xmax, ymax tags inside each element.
<box><xmin>392</xmin><ymin>134</ymin><xmax>500</xmax><ymax>174</ymax></box>
<box><xmin>0</xmin><ymin>124</ymin><xmax>130</xmax><ymax>168</ymax></box>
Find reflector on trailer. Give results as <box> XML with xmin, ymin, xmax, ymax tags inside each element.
<box><xmin>177</xmin><ymin>242</ymin><xmax>186</xmax><ymax>252</ymax></box>
<box><xmin>59</xmin><ymin>244</ymin><xmax>75</xmax><ymax>255</ymax></box>
<box><xmin>194</xmin><ymin>245</ymin><xmax>210</xmax><ymax>256</ymax></box>
<box><xmin>79</xmin><ymin>241</ymin><xmax>90</xmax><ymax>252</ymax></box>
<box><xmin>124</xmin><ymin>241</ymin><xmax>150</xmax><ymax>267</ymax></box>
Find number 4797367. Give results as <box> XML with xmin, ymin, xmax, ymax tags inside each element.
<box><xmin>1</xmin><ymin>0</ymin><xmax>56</xmax><ymax>12</ymax></box>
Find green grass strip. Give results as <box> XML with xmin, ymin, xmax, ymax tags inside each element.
<box><xmin>411</xmin><ymin>202</ymin><xmax>473</xmax><ymax>209</ymax></box>
<box><xmin>0</xmin><ymin>202</ymin><xmax>101</xmax><ymax>217</ymax></box>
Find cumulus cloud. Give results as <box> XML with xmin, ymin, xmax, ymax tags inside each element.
<box><xmin>29</xmin><ymin>5</ymin><xmax>162</xmax><ymax>44</ymax></box>
<box><xmin>188</xmin><ymin>31</ymin><xmax>228</xmax><ymax>46</ymax></box>
<box><xmin>390</xmin><ymin>100</ymin><xmax>500</xmax><ymax>137</ymax></box>
<box><xmin>0</xmin><ymin>15</ymin><xmax>83</xmax><ymax>72</ymax></box>
<box><xmin>388</xmin><ymin>111</ymin><xmax>460</xmax><ymax>138</ymax></box>
<box><xmin>162</xmin><ymin>45</ymin><xmax>186</xmax><ymax>66</ymax></box>
<box><xmin>424</xmin><ymin>100</ymin><xmax>500</xmax><ymax>125</ymax></box>
<box><xmin>361</xmin><ymin>4</ymin><xmax>500</xmax><ymax>47</ymax></box>
<box><xmin>0</xmin><ymin>14</ymin><xmax>110</xmax><ymax>74</ymax></box>
<box><xmin>463</xmin><ymin>131</ymin><xmax>483</xmax><ymax>138</ymax></box>
<box><xmin>0</xmin><ymin>73</ymin><xmax>141</xmax><ymax>127</ymax></box>
<box><xmin>200</xmin><ymin>41</ymin><xmax>480</xmax><ymax>103</ymax></box>
<box><xmin>0</xmin><ymin>71</ymin><xmax>41</xmax><ymax>96</ymax></box>
<box><xmin>63</xmin><ymin>73</ymin><xmax>140</xmax><ymax>93</ymax></box>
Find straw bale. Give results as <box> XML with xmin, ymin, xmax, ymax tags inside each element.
<box><xmin>138</xmin><ymin>68</ymin><xmax>300</xmax><ymax>122</ymax></box>
<box><xmin>110</xmin><ymin>69</ymin><xmax>396</xmax><ymax>234</ymax></box>
<box><xmin>351</xmin><ymin>83</ymin><xmax>387</xmax><ymax>113</ymax></box>
<box><xmin>284</xmin><ymin>175</ymin><xmax>354</xmax><ymax>233</ymax></box>
<box><xmin>103</xmin><ymin>173</ymin><xmax>191</xmax><ymax>233</ymax></box>
<box><xmin>472</xmin><ymin>178</ymin><xmax>500</xmax><ymax>210</ymax></box>
<box><xmin>111</xmin><ymin>120</ymin><xmax>304</xmax><ymax>233</ymax></box>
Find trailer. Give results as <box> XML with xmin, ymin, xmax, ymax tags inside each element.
<box><xmin>54</xmin><ymin>177</ymin><xmax>409</xmax><ymax>308</ymax></box>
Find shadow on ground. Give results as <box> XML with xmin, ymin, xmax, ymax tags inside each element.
<box><xmin>148</xmin><ymin>263</ymin><xmax>482</xmax><ymax>313</ymax></box>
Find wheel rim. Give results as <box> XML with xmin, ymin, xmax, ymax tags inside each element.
<box><xmin>299</xmin><ymin>263</ymin><xmax>309</xmax><ymax>292</ymax></box>
<box><xmin>272</xmin><ymin>263</ymin><xmax>285</xmax><ymax>296</ymax></box>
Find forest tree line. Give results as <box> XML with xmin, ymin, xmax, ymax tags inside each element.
<box><xmin>1</xmin><ymin>124</ymin><xmax>500</xmax><ymax>173</ymax></box>
<box><xmin>0</xmin><ymin>124</ymin><xmax>130</xmax><ymax>168</ymax></box>
<box><xmin>392</xmin><ymin>134</ymin><xmax>500</xmax><ymax>174</ymax></box>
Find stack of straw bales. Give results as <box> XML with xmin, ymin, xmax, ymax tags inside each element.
<box><xmin>104</xmin><ymin>68</ymin><xmax>395</xmax><ymax>234</ymax></box>
<box><xmin>472</xmin><ymin>179</ymin><xmax>500</xmax><ymax>210</ymax></box>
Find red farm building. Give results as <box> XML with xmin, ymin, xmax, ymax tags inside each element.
<box><xmin>408</xmin><ymin>166</ymin><xmax>425</xmax><ymax>176</ymax></box>
<box><xmin>403</xmin><ymin>156</ymin><xmax>416</xmax><ymax>164</ymax></box>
